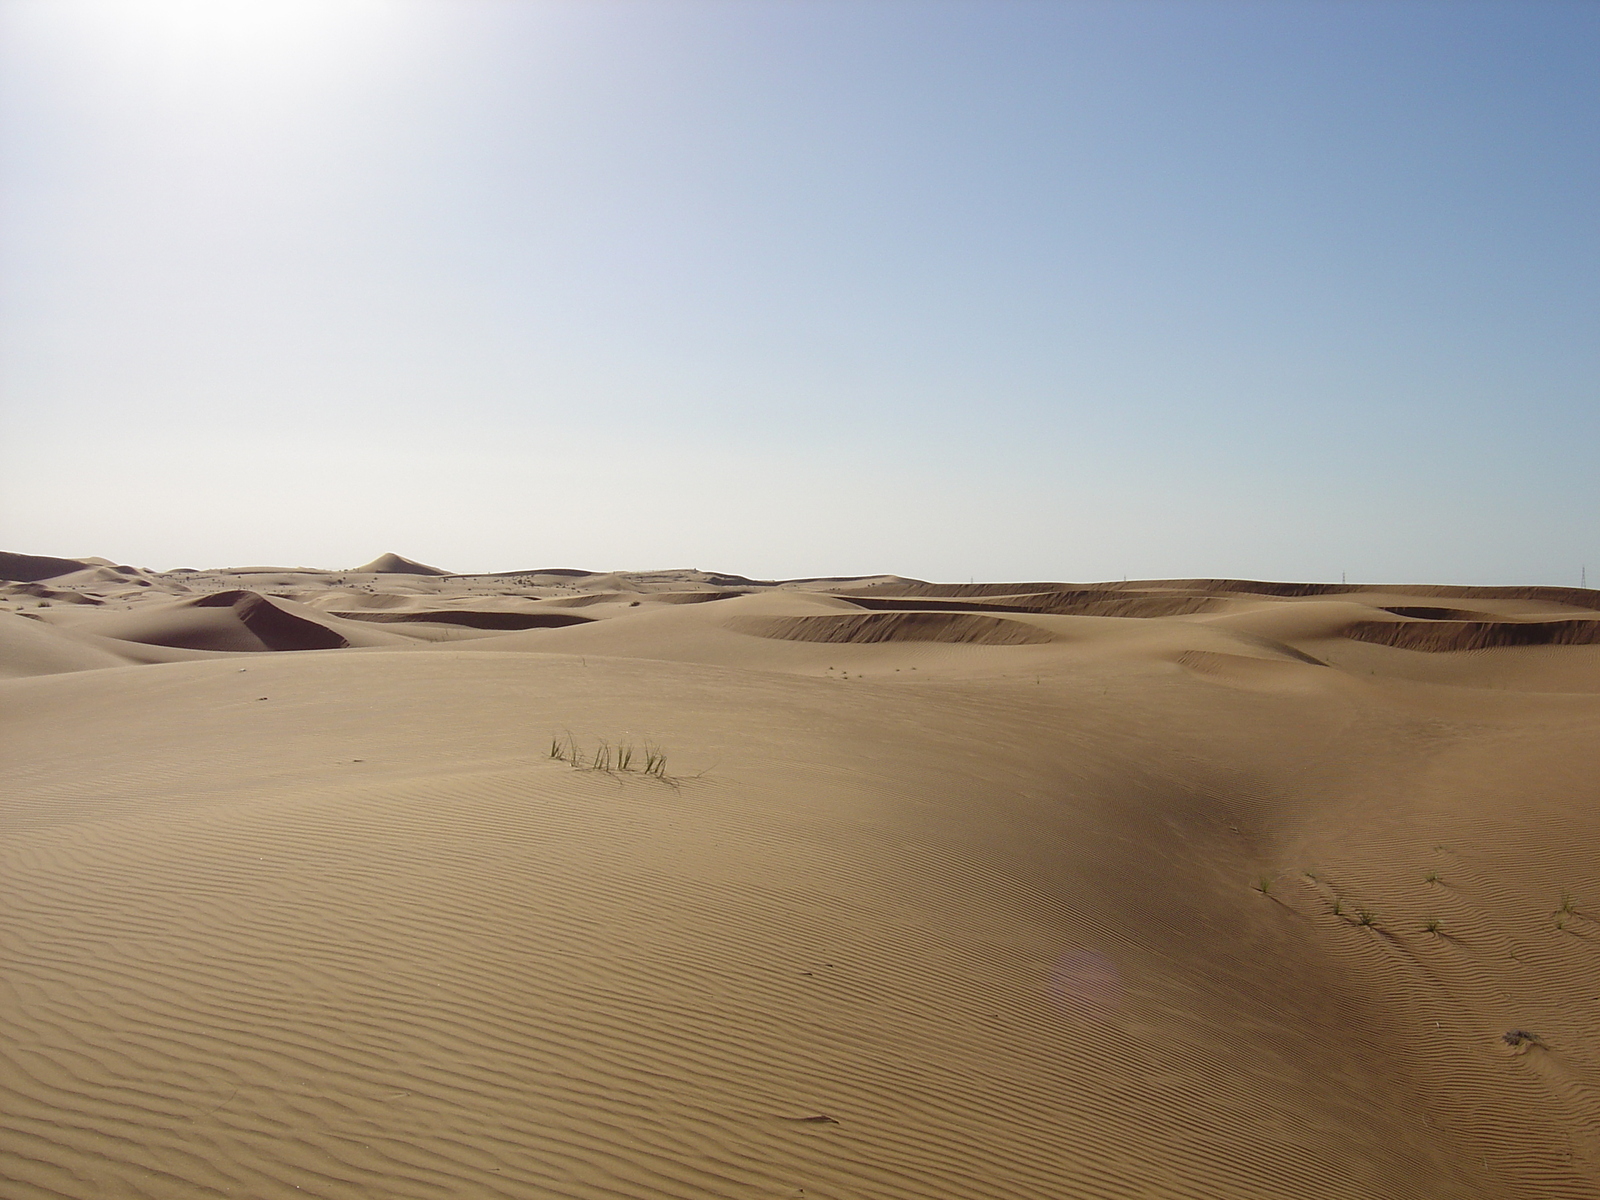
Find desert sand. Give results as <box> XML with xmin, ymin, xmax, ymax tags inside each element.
<box><xmin>4</xmin><ymin>548</ymin><xmax>1600</xmax><ymax>1199</ymax></box>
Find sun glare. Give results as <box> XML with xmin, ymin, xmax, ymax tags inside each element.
<box><xmin>78</xmin><ymin>0</ymin><xmax>389</xmax><ymax>75</ymax></box>
<box><xmin>150</xmin><ymin>0</ymin><xmax>371</xmax><ymax>42</ymax></box>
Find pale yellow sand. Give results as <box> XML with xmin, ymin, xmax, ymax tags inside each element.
<box><xmin>4</xmin><ymin>559</ymin><xmax>1600</xmax><ymax>1198</ymax></box>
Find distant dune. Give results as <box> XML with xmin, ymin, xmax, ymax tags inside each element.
<box><xmin>350</xmin><ymin>551</ymin><xmax>452</xmax><ymax>576</ymax></box>
<box><xmin>4</xmin><ymin>555</ymin><xmax>1600</xmax><ymax>1199</ymax></box>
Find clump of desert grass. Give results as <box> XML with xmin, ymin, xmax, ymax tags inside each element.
<box><xmin>549</xmin><ymin>733</ymin><xmax>669</xmax><ymax>779</ymax></box>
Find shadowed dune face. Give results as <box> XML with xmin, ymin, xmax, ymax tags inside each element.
<box><xmin>204</xmin><ymin>592</ymin><xmax>351</xmax><ymax>650</ymax></box>
<box><xmin>5</xmin><ymin>557</ymin><xmax>1600</xmax><ymax>1200</ymax></box>
<box><xmin>1379</xmin><ymin>605</ymin><xmax>1495</xmax><ymax>620</ymax></box>
<box><xmin>332</xmin><ymin>609</ymin><xmax>594</xmax><ymax>630</ymax></box>
<box><xmin>1345</xmin><ymin>619</ymin><xmax>1600</xmax><ymax>651</ymax></box>
<box><xmin>31</xmin><ymin>590</ymin><xmax>351</xmax><ymax>653</ymax></box>
<box><xmin>0</xmin><ymin>550</ymin><xmax>92</xmax><ymax>582</ymax></box>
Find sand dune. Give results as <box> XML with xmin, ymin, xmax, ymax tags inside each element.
<box><xmin>34</xmin><ymin>590</ymin><xmax>351</xmax><ymax>653</ymax></box>
<box><xmin>4</xmin><ymin>557</ymin><xmax>1600</xmax><ymax>1198</ymax></box>
<box><xmin>0</xmin><ymin>551</ymin><xmax>95</xmax><ymax>582</ymax></box>
<box><xmin>351</xmin><ymin>552</ymin><xmax>452</xmax><ymax>576</ymax></box>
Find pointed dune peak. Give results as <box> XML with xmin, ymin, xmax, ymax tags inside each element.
<box><xmin>351</xmin><ymin>553</ymin><xmax>450</xmax><ymax>576</ymax></box>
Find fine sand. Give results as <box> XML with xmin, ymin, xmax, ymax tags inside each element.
<box><xmin>4</xmin><ymin>554</ymin><xmax>1600</xmax><ymax>1198</ymax></box>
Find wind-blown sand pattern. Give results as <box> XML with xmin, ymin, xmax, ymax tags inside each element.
<box><xmin>4</xmin><ymin>555</ymin><xmax>1600</xmax><ymax>1198</ymax></box>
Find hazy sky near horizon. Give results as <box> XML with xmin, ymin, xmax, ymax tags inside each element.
<box><xmin>2</xmin><ymin>0</ymin><xmax>1596</xmax><ymax>582</ymax></box>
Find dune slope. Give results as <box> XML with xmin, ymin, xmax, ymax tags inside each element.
<box><xmin>3</xmin><ymin>562</ymin><xmax>1600</xmax><ymax>1199</ymax></box>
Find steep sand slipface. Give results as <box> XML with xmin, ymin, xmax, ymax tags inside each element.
<box><xmin>3</xmin><ymin>561</ymin><xmax>1600</xmax><ymax>1198</ymax></box>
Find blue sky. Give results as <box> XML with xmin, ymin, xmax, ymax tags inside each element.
<box><xmin>2</xmin><ymin>0</ymin><xmax>1596</xmax><ymax>582</ymax></box>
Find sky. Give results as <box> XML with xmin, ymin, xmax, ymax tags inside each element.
<box><xmin>1</xmin><ymin>0</ymin><xmax>1596</xmax><ymax>583</ymax></box>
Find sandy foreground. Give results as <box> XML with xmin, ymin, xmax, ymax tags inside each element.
<box><xmin>3</xmin><ymin>549</ymin><xmax>1600</xmax><ymax>1199</ymax></box>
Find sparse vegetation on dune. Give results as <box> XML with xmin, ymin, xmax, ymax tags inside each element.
<box><xmin>549</xmin><ymin>732</ymin><xmax>670</xmax><ymax>779</ymax></box>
